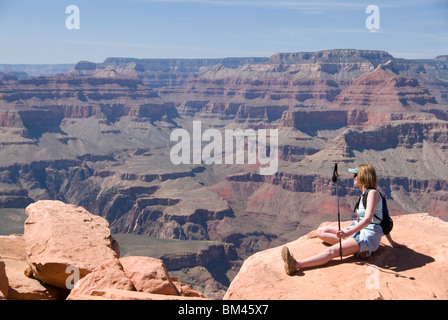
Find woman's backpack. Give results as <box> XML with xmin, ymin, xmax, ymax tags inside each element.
<box><xmin>354</xmin><ymin>188</ymin><xmax>393</xmax><ymax>235</ymax></box>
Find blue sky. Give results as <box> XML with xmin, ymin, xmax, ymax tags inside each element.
<box><xmin>0</xmin><ymin>0</ymin><xmax>447</xmax><ymax>64</ymax></box>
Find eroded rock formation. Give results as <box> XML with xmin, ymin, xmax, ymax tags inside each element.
<box><xmin>1</xmin><ymin>49</ymin><xmax>448</xmax><ymax>298</ymax></box>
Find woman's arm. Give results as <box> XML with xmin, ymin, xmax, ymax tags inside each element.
<box><xmin>385</xmin><ymin>233</ymin><xmax>407</xmax><ymax>248</ymax></box>
<box><xmin>337</xmin><ymin>189</ymin><xmax>379</xmax><ymax>239</ymax></box>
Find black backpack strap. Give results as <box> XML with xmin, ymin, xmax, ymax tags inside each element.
<box><xmin>354</xmin><ymin>196</ymin><xmax>361</xmax><ymax>212</ymax></box>
<box><xmin>361</xmin><ymin>187</ymin><xmax>374</xmax><ymax>210</ymax></box>
<box><xmin>354</xmin><ymin>188</ymin><xmax>370</xmax><ymax>212</ymax></box>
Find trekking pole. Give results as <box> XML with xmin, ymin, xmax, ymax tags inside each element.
<box><xmin>332</xmin><ymin>162</ymin><xmax>343</xmax><ymax>260</ymax></box>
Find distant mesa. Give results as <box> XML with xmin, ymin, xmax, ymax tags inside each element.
<box><xmin>74</xmin><ymin>60</ymin><xmax>97</xmax><ymax>71</ymax></box>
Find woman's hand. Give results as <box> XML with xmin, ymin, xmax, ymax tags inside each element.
<box><xmin>389</xmin><ymin>238</ymin><xmax>407</xmax><ymax>248</ymax></box>
<box><xmin>386</xmin><ymin>234</ymin><xmax>407</xmax><ymax>248</ymax></box>
<box><xmin>336</xmin><ymin>229</ymin><xmax>349</xmax><ymax>239</ymax></box>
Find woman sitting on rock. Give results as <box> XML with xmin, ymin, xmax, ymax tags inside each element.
<box><xmin>282</xmin><ymin>164</ymin><xmax>406</xmax><ymax>275</ymax></box>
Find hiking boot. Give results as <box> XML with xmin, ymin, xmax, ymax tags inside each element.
<box><xmin>281</xmin><ymin>246</ymin><xmax>297</xmax><ymax>275</ymax></box>
<box><xmin>357</xmin><ymin>251</ymin><xmax>371</xmax><ymax>260</ymax></box>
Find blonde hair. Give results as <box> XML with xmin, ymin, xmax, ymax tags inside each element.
<box><xmin>357</xmin><ymin>164</ymin><xmax>378</xmax><ymax>188</ymax></box>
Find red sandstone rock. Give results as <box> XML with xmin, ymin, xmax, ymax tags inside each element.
<box><xmin>24</xmin><ymin>200</ymin><xmax>120</xmax><ymax>289</ymax></box>
<box><xmin>224</xmin><ymin>213</ymin><xmax>448</xmax><ymax>300</ymax></box>
<box><xmin>66</xmin><ymin>256</ymin><xmax>208</xmax><ymax>300</ymax></box>
<box><xmin>66</xmin><ymin>259</ymin><xmax>136</xmax><ymax>299</ymax></box>
<box><xmin>333</xmin><ymin>64</ymin><xmax>439</xmax><ymax>115</ymax></box>
<box><xmin>119</xmin><ymin>256</ymin><xmax>179</xmax><ymax>295</ymax></box>
<box><xmin>0</xmin><ymin>235</ymin><xmax>67</xmax><ymax>300</ymax></box>
<box><xmin>0</xmin><ymin>200</ymin><xmax>208</xmax><ymax>300</ymax></box>
<box><xmin>0</xmin><ymin>258</ymin><xmax>8</xmax><ymax>299</ymax></box>
<box><xmin>170</xmin><ymin>276</ymin><xmax>207</xmax><ymax>298</ymax></box>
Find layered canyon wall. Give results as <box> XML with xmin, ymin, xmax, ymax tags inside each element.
<box><xmin>1</xmin><ymin>49</ymin><xmax>447</xmax><ymax>298</ymax></box>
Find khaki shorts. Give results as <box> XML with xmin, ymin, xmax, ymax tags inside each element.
<box><xmin>348</xmin><ymin>221</ymin><xmax>384</xmax><ymax>257</ymax></box>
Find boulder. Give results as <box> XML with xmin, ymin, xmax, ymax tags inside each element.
<box><xmin>66</xmin><ymin>259</ymin><xmax>135</xmax><ymax>299</ymax></box>
<box><xmin>224</xmin><ymin>213</ymin><xmax>448</xmax><ymax>300</ymax></box>
<box><xmin>66</xmin><ymin>256</ymin><xmax>208</xmax><ymax>300</ymax></box>
<box><xmin>119</xmin><ymin>256</ymin><xmax>179</xmax><ymax>295</ymax></box>
<box><xmin>170</xmin><ymin>277</ymin><xmax>207</xmax><ymax>298</ymax></box>
<box><xmin>0</xmin><ymin>235</ymin><xmax>66</xmax><ymax>300</ymax></box>
<box><xmin>2</xmin><ymin>201</ymin><xmax>210</xmax><ymax>300</ymax></box>
<box><xmin>24</xmin><ymin>200</ymin><xmax>120</xmax><ymax>289</ymax></box>
<box><xmin>0</xmin><ymin>258</ymin><xmax>8</xmax><ymax>299</ymax></box>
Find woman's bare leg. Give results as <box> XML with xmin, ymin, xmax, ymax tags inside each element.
<box><xmin>316</xmin><ymin>226</ymin><xmax>340</xmax><ymax>245</ymax></box>
<box><xmin>296</xmin><ymin>237</ymin><xmax>360</xmax><ymax>270</ymax></box>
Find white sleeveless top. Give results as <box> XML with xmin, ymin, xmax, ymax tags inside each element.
<box><xmin>356</xmin><ymin>191</ymin><xmax>383</xmax><ymax>225</ymax></box>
